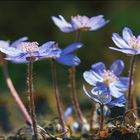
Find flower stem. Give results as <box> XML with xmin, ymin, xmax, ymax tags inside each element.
<box><xmin>28</xmin><ymin>61</ymin><xmax>38</xmax><ymax>140</ymax></box>
<box><xmin>127</xmin><ymin>55</ymin><xmax>136</xmax><ymax>110</ymax></box>
<box><xmin>69</xmin><ymin>30</ymin><xmax>84</xmax><ymax>127</ymax></box>
<box><xmin>132</xmin><ymin>94</ymin><xmax>138</xmax><ymax>121</ymax></box>
<box><xmin>2</xmin><ymin>61</ymin><xmax>32</xmax><ymax>126</ymax></box>
<box><xmin>89</xmin><ymin>104</ymin><xmax>96</xmax><ymax>131</ymax></box>
<box><xmin>51</xmin><ymin>60</ymin><xmax>67</xmax><ymax>137</ymax></box>
<box><xmin>75</xmin><ymin>30</ymin><xmax>81</xmax><ymax>42</ymax></box>
<box><xmin>69</xmin><ymin>67</ymin><xmax>84</xmax><ymax>126</ymax></box>
<box><xmin>100</xmin><ymin>104</ymin><xmax>104</xmax><ymax>130</ymax></box>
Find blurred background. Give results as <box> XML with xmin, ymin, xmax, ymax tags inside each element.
<box><xmin>0</xmin><ymin>0</ymin><xmax>140</xmax><ymax>135</ymax></box>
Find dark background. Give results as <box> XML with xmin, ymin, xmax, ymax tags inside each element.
<box><xmin>0</xmin><ymin>0</ymin><xmax>140</xmax><ymax>134</ymax></box>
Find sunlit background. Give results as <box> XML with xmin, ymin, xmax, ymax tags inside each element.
<box><xmin>0</xmin><ymin>0</ymin><xmax>140</xmax><ymax>135</ymax></box>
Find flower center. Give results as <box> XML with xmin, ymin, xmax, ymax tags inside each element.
<box><xmin>72</xmin><ymin>15</ymin><xmax>89</xmax><ymax>24</ymax></box>
<box><xmin>100</xmin><ymin>94</ymin><xmax>110</xmax><ymax>104</ymax></box>
<box><xmin>128</xmin><ymin>36</ymin><xmax>140</xmax><ymax>50</ymax></box>
<box><xmin>102</xmin><ymin>70</ymin><xmax>118</xmax><ymax>85</ymax></box>
<box><xmin>71</xmin><ymin>15</ymin><xmax>91</xmax><ymax>30</ymax></box>
<box><xmin>20</xmin><ymin>42</ymin><xmax>39</xmax><ymax>53</ymax></box>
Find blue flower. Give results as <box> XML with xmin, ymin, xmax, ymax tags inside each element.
<box><xmin>83</xmin><ymin>60</ymin><xmax>129</xmax><ymax>98</ymax></box>
<box><xmin>64</xmin><ymin>106</ymin><xmax>74</xmax><ymax>120</ymax></box>
<box><xmin>0</xmin><ymin>40</ymin><xmax>61</xmax><ymax>63</ymax></box>
<box><xmin>110</xmin><ymin>27</ymin><xmax>140</xmax><ymax>55</ymax></box>
<box><xmin>83</xmin><ymin>85</ymin><xmax>126</xmax><ymax>107</ymax></box>
<box><xmin>56</xmin><ymin>42</ymin><xmax>83</xmax><ymax>66</ymax></box>
<box><xmin>52</xmin><ymin>15</ymin><xmax>109</xmax><ymax>33</ymax></box>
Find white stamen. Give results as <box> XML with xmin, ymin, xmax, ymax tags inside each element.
<box><xmin>71</xmin><ymin>15</ymin><xmax>90</xmax><ymax>30</ymax></box>
<box><xmin>128</xmin><ymin>36</ymin><xmax>140</xmax><ymax>50</ymax></box>
<box><xmin>102</xmin><ymin>70</ymin><xmax>118</xmax><ymax>85</ymax></box>
<box><xmin>19</xmin><ymin>42</ymin><xmax>39</xmax><ymax>53</ymax></box>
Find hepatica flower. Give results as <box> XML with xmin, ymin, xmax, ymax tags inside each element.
<box><xmin>56</xmin><ymin>42</ymin><xmax>83</xmax><ymax>66</ymax></box>
<box><xmin>52</xmin><ymin>15</ymin><xmax>109</xmax><ymax>33</ymax></box>
<box><xmin>110</xmin><ymin>27</ymin><xmax>140</xmax><ymax>55</ymax></box>
<box><xmin>83</xmin><ymin>85</ymin><xmax>126</xmax><ymax>107</ymax></box>
<box><xmin>0</xmin><ymin>41</ymin><xmax>61</xmax><ymax>63</ymax></box>
<box><xmin>64</xmin><ymin>106</ymin><xmax>74</xmax><ymax>120</ymax></box>
<box><xmin>83</xmin><ymin>60</ymin><xmax>129</xmax><ymax>98</ymax></box>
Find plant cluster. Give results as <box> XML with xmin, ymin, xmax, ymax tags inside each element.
<box><xmin>0</xmin><ymin>14</ymin><xmax>140</xmax><ymax>140</ymax></box>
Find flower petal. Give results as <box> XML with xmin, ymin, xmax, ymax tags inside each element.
<box><xmin>112</xmin><ymin>33</ymin><xmax>130</xmax><ymax>49</ymax></box>
<box><xmin>83</xmin><ymin>85</ymin><xmax>101</xmax><ymax>104</ymax></box>
<box><xmin>71</xmin><ymin>17</ymin><xmax>83</xmax><ymax>30</ymax></box>
<box><xmin>87</xmin><ymin>15</ymin><xmax>109</xmax><ymax>31</ymax></box>
<box><xmin>91</xmin><ymin>62</ymin><xmax>106</xmax><ymax>76</ymax></box>
<box><xmin>109</xmin><ymin>47</ymin><xmax>136</xmax><ymax>55</ymax></box>
<box><xmin>61</xmin><ymin>43</ymin><xmax>83</xmax><ymax>55</ymax></box>
<box><xmin>109</xmin><ymin>84</ymin><xmax>124</xmax><ymax>98</ymax></box>
<box><xmin>56</xmin><ymin>54</ymin><xmax>80</xmax><ymax>66</ymax></box>
<box><xmin>99</xmin><ymin>91</ymin><xmax>112</xmax><ymax>105</ymax></box>
<box><xmin>108</xmin><ymin>96</ymin><xmax>126</xmax><ymax>107</ymax></box>
<box><xmin>113</xmin><ymin>77</ymin><xmax>129</xmax><ymax>91</ymax></box>
<box><xmin>39</xmin><ymin>41</ymin><xmax>61</xmax><ymax>58</ymax></box>
<box><xmin>64</xmin><ymin>106</ymin><xmax>74</xmax><ymax>120</ymax></box>
<box><xmin>91</xmin><ymin>83</ymin><xmax>108</xmax><ymax>94</ymax></box>
<box><xmin>110</xmin><ymin>60</ymin><xmax>124</xmax><ymax>76</ymax></box>
<box><xmin>52</xmin><ymin>15</ymin><xmax>74</xmax><ymax>33</ymax></box>
<box><xmin>122</xmin><ymin>27</ymin><xmax>133</xmax><ymax>43</ymax></box>
<box><xmin>0</xmin><ymin>45</ymin><xmax>22</xmax><ymax>57</ymax></box>
<box><xmin>0</xmin><ymin>40</ymin><xmax>9</xmax><ymax>48</ymax></box>
<box><xmin>83</xmin><ymin>71</ymin><xmax>101</xmax><ymax>86</ymax></box>
<box><xmin>10</xmin><ymin>37</ymin><xmax>28</xmax><ymax>48</ymax></box>
<box><xmin>6</xmin><ymin>54</ymin><xmax>28</xmax><ymax>63</ymax></box>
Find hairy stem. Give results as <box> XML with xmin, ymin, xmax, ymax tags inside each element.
<box><xmin>75</xmin><ymin>30</ymin><xmax>81</xmax><ymax>42</ymax></box>
<box><xmin>89</xmin><ymin>104</ymin><xmax>96</xmax><ymax>131</ymax></box>
<box><xmin>100</xmin><ymin>104</ymin><xmax>104</xmax><ymax>130</ymax></box>
<box><xmin>28</xmin><ymin>61</ymin><xmax>38</xmax><ymax>140</ymax></box>
<box><xmin>127</xmin><ymin>55</ymin><xmax>136</xmax><ymax>109</ymax></box>
<box><xmin>69</xmin><ymin>67</ymin><xmax>84</xmax><ymax>126</ymax></box>
<box><xmin>51</xmin><ymin>60</ymin><xmax>67</xmax><ymax>137</ymax></box>
<box><xmin>2</xmin><ymin>61</ymin><xmax>32</xmax><ymax>125</ymax></box>
<box><xmin>132</xmin><ymin>94</ymin><xmax>138</xmax><ymax>121</ymax></box>
<box><xmin>69</xmin><ymin>30</ymin><xmax>84</xmax><ymax>127</ymax></box>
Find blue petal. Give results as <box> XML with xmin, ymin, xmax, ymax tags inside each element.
<box><xmin>122</xmin><ymin>27</ymin><xmax>133</xmax><ymax>43</ymax></box>
<box><xmin>0</xmin><ymin>45</ymin><xmax>22</xmax><ymax>57</ymax></box>
<box><xmin>56</xmin><ymin>54</ymin><xmax>80</xmax><ymax>66</ymax></box>
<box><xmin>112</xmin><ymin>33</ymin><xmax>130</xmax><ymax>49</ymax></box>
<box><xmin>39</xmin><ymin>41</ymin><xmax>61</xmax><ymax>58</ymax></box>
<box><xmin>113</xmin><ymin>77</ymin><xmax>129</xmax><ymax>91</ymax></box>
<box><xmin>52</xmin><ymin>15</ymin><xmax>74</xmax><ymax>33</ymax></box>
<box><xmin>10</xmin><ymin>37</ymin><xmax>28</xmax><ymax>48</ymax></box>
<box><xmin>87</xmin><ymin>15</ymin><xmax>109</xmax><ymax>31</ymax></box>
<box><xmin>6</xmin><ymin>54</ymin><xmax>28</xmax><ymax>63</ymax></box>
<box><xmin>91</xmin><ymin>62</ymin><xmax>106</xmax><ymax>76</ymax></box>
<box><xmin>91</xmin><ymin>83</ymin><xmax>108</xmax><ymax>94</ymax></box>
<box><xmin>83</xmin><ymin>71</ymin><xmax>101</xmax><ymax>86</ymax></box>
<box><xmin>39</xmin><ymin>41</ymin><xmax>56</xmax><ymax>53</ymax></box>
<box><xmin>98</xmin><ymin>91</ymin><xmax>112</xmax><ymax>105</ymax></box>
<box><xmin>90</xmin><ymin>70</ymin><xmax>103</xmax><ymax>82</ymax></box>
<box><xmin>108</xmin><ymin>96</ymin><xmax>126</xmax><ymax>107</ymax></box>
<box><xmin>83</xmin><ymin>85</ymin><xmax>101</xmax><ymax>104</ymax></box>
<box><xmin>109</xmin><ymin>47</ymin><xmax>137</xmax><ymax>55</ymax></box>
<box><xmin>61</xmin><ymin>43</ymin><xmax>83</xmax><ymax>55</ymax></box>
<box><xmin>0</xmin><ymin>40</ymin><xmax>9</xmax><ymax>48</ymax></box>
<box><xmin>64</xmin><ymin>106</ymin><xmax>74</xmax><ymax>120</ymax></box>
<box><xmin>71</xmin><ymin>17</ymin><xmax>83</xmax><ymax>30</ymax></box>
<box><xmin>109</xmin><ymin>84</ymin><xmax>124</xmax><ymax>98</ymax></box>
<box><xmin>110</xmin><ymin>60</ymin><xmax>124</xmax><ymax>76</ymax></box>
